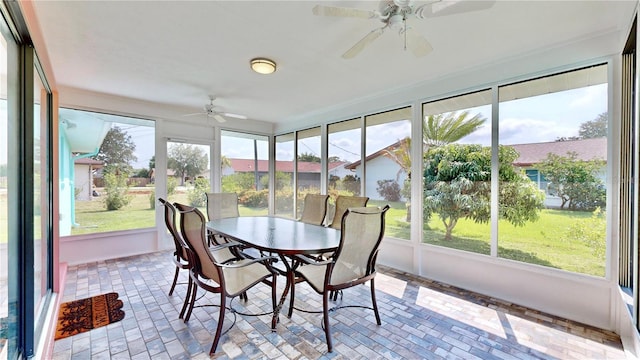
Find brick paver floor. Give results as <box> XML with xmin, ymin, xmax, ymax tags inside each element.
<box><xmin>52</xmin><ymin>251</ymin><xmax>627</xmax><ymax>359</ymax></box>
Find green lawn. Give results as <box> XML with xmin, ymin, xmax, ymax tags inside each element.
<box><xmin>368</xmin><ymin>199</ymin><xmax>604</xmax><ymax>277</ymax></box>
<box><xmin>72</xmin><ymin>192</ymin><xmax>605</xmax><ymax>276</ymax></box>
<box><xmin>72</xmin><ymin>190</ymin><xmax>268</xmax><ymax>235</ymax></box>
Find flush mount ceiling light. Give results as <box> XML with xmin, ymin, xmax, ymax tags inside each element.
<box><xmin>250</xmin><ymin>58</ymin><xmax>276</xmax><ymax>74</ymax></box>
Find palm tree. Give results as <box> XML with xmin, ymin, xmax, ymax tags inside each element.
<box><xmin>423</xmin><ymin>111</ymin><xmax>486</xmax><ymax>147</ymax></box>
<box><xmin>385</xmin><ymin>111</ymin><xmax>487</xmax><ymax>221</ymax></box>
<box><xmin>385</xmin><ymin>138</ymin><xmax>412</xmax><ymax>221</ymax></box>
<box><xmin>221</xmin><ymin>155</ymin><xmax>232</xmax><ymax>170</ymax></box>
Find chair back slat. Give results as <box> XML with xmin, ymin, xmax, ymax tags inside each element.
<box><xmin>330</xmin><ymin>206</ymin><xmax>389</xmax><ymax>285</ymax></box>
<box><xmin>206</xmin><ymin>192</ymin><xmax>240</xmax><ymax>220</ymax></box>
<box><xmin>175</xmin><ymin>203</ymin><xmax>222</xmax><ymax>285</ymax></box>
<box><xmin>299</xmin><ymin>194</ymin><xmax>329</xmax><ymax>225</ymax></box>
<box><xmin>328</xmin><ymin>195</ymin><xmax>369</xmax><ymax>229</ymax></box>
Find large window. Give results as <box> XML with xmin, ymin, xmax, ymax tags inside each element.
<box><xmin>365</xmin><ymin>107</ymin><xmax>411</xmax><ymax>240</ymax></box>
<box><xmin>328</xmin><ymin>118</ymin><xmax>361</xmax><ymax>225</ymax></box>
<box><xmin>221</xmin><ymin>130</ymin><xmax>269</xmax><ymax>215</ymax></box>
<box><xmin>59</xmin><ymin>109</ymin><xmax>155</xmax><ymax>235</ymax></box>
<box><xmin>328</xmin><ymin>118</ymin><xmax>361</xmax><ymax>193</ymax></box>
<box><xmin>498</xmin><ymin>65</ymin><xmax>608</xmax><ymax>276</ymax></box>
<box><xmin>275</xmin><ymin>133</ymin><xmax>294</xmax><ymax>218</ymax></box>
<box><xmin>0</xmin><ymin>22</ymin><xmax>10</xmax><ymax>358</ymax></box>
<box><xmin>422</xmin><ymin>90</ymin><xmax>492</xmax><ymax>252</ymax></box>
<box><xmin>296</xmin><ymin>127</ymin><xmax>321</xmax><ymax>217</ymax></box>
<box><xmin>33</xmin><ymin>63</ymin><xmax>52</xmax><ymax>347</ymax></box>
<box><xmin>166</xmin><ymin>140</ymin><xmax>210</xmax><ymax>211</ymax></box>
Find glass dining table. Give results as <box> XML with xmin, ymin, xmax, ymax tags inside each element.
<box><xmin>206</xmin><ymin>216</ymin><xmax>341</xmax><ymax>327</ymax></box>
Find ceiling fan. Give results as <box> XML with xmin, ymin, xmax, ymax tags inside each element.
<box><xmin>184</xmin><ymin>95</ymin><xmax>247</xmax><ymax>123</ymax></box>
<box><xmin>312</xmin><ymin>0</ymin><xmax>495</xmax><ymax>59</ymax></box>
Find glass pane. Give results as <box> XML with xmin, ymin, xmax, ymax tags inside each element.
<box><xmin>33</xmin><ymin>65</ymin><xmax>50</xmax><ymax>339</ymax></box>
<box><xmin>166</xmin><ymin>141</ymin><xmax>210</xmax><ymax>210</ymax></box>
<box><xmin>297</xmin><ymin>127</ymin><xmax>321</xmax><ymax>218</ymax></box>
<box><xmin>422</xmin><ymin>90</ymin><xmax>492</xmax><ymax>251</ymax></box>
<box><xmin>275</xmin><ymin>133</ymin><xmax>294</xmax><ymax>218</ymax></box>
<box><xmin>0</xmin><ymin>27</ymin><xmax>10</xmax><ymax>358</ymax></box>
<box><xmin>59</xmin><ymin>108</ymin><xmax>155</xmax><ymax>235</ymax></box>
<box><xmin>365</xmin><ymin>107</ymin><xmax>411</xmax><ymax>240</ymax></box>
<box><xmin>328</xmin><ymin>118</ymin><xmax>361</xmax><ymax>225</ymax></box>
<box><xmin>221</xmin><ymin>130</ymin><xmax>268</xmax><ymax>215</ymax></box>
<box><xmin>498</xmin><ymin>64</ymin><xmax>608</xmax><ymax>276</ymax></box>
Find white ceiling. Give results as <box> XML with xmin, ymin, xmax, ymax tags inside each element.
<box><xmin>28</xmin><ymin>1</ymin><xmax>636</xmax><ymax>130</ymax></box>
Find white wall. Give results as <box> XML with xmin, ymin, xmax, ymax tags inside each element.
<box><xmin>360</xmin><ymin>156</ymin><xmax>408</xmax><ymax>201</ymax></box>
<box><xmin>378</xmin><ymin>239</ymin><xmax>615</xmax><ymax>330</ymax></box>
<box><xmin>59</xmin><ymin>228</ymin><xmax>164</xmax><ymax>266</ymax></box>
<box><xmin>73</xmin><ymin>164</ymin><xmax>91</xmax><ymax>201</ymax></box>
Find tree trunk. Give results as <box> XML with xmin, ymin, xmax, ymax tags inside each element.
<box><xmin>405</xmin><ymin>201</ymin><xmax>411</xmax><ymax>222</ymax></box>
<box><xmin>443</xmin><ymin>218</ymin><xmax>457</xmax><ymax>240</ymax></box>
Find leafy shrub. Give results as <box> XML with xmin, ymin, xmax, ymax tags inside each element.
<box><xmin>275</xmin><ymin>189</ymin><xmax>294</xmax><ymax>212</ymax></box>
<box><xmin>103</xmin><ymin>172</ymin><xmax>131</xmax><ymax>210</ymax></box>
<box><xmin>187</xmin><ymin>177</ymin><xmax>210</xmax><ymax>207</ymax></box>
<box><xmin>238</xmin><ymin>189</ymin><xmax>268</xmax><ymax>208</ymax></box>
<box><xmin>149</xmin><ymin>190</ymin><xmax>156</xmax><ymax>209</ymax></box>
<box><xmin>561</xmin><ymin>208</ymin><xmax>606</xmax><ymax>258</ymax></box>
<box><xmin>222</xmin><ymin>172</ymin><xmax>256</xmax><ymax>193</ymax></box>
<box><xmin>342</xmin><ymin>175</ymin><xmax>361</xmax><ymax>195</ymax></box>
<box><xmin>260</xmin><ymin>171</ymin><xmax>291</xmax><ymax>190</ymax></box>
<box><xmin>167</xmin><ymin>176</ymin><xmax>177</xmax><ymax>196</ymax></box>
<box><xmin>376</xmin><ymin>179</ymin><xmax>401</xmax><ymax>201</ymax></box>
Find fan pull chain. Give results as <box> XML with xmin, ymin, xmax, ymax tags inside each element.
<box><xmin>403</xmin><ymin>19</ymin><xmax>407</xmax><ymax>51</ymax></box>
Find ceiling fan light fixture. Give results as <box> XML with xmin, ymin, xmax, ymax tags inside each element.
<box><xmin>250</xmin><ymin>58</ymin><xmax>276</xmax><ymax>74</ymax></box>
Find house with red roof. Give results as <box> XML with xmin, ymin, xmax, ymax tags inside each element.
<box><xmin>223</xmin><ymin>158</ymin><xmax>351</xmax><ymax>189</ymax></box>
<box><xmin>344</xmin><ymin>140</ymin><xmax>408</xmax><ymax>201</ymax></box>
<box><xmin>510</xmin><ymin>137</ymin><xmax>607</xmax><ymax>207</ymax></box>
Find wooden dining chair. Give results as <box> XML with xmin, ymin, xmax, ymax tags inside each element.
<box><xmin>294</xmin><ymin>205</ymin><xmax>390</xmax><ymax>353</ymax></box>
<box><xmin>327</xmin><ymin>195</ymin><xmax>369</xmax><ymax>229</ymax></box>
<box><xmin>299</xmin><ymin>193</ymin><xmax>329</xmax><ymax>225</ymax></box>
<box><xmin>175</xmin><ymin>203</ymin><xmax>278</xmax><ymax>355</ymax></box>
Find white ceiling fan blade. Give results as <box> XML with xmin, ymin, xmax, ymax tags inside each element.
<box><xmin>342</xmin><ymin>28</ymin><xmax>385</xmax><ymax>59</ymax></box>
<box><xmin>406</xmin><ymin>28</ymin><xmax>433</xmax><ymax>57</ymax></box>
<box><xmin>212</xmin><ymin>113</ymin><xmax>227</xmax><ymax>123</ymax></box>
<box><xmin>222</xmin><ymin>112</ymin><xmax>247</xmax><ymax>120</ymax></box>
<box><xmin>312</xmin><ymin>5</ymin><xmax>376</xmax><ymax>19</ymax></box>
<box><xmin>415</xmin><ymin>0</ymin><xmax>495</xmax><ymax>18</ymax></box>
<box><xmin>182</xmin><ymin>112</ymin><xmax>206</xmax><ymax>117</ymax></box>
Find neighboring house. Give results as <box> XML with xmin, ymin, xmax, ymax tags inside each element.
<box><xmin>73</xmin><ymin>158</ymin><xmax>103</xmax><ymax>201</ymax></box>
<box><xmin>344</xmin><ymin>137</ymin><xmax>607</xmax><ymax>204</ymax></box>
<box><xmin>345</xmin><ymin>140</ymin><xmax>408</xmax><ymax>202</ymax></box>
<box><xmin>509</xmin><ymin>137</ymin><xmax>607</xmax><ymax>208</ymax></box>
<box><xmin>59</xmin><ymin>109</ymin><xmax>112</xmax><ymax>236</ymax></box>
<box><xmin>224</xmin><ymin>158</ymin><xmax>349</xmax><ymax>190</ymax></box>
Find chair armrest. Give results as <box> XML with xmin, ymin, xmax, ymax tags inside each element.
<box><xmin>294</xmin><ymin>254</ymin><xmax>332</xmax><ymax>266</ymax></box>
<box><xmin>215</xmin><ymin>255</ymin><xmax>279</xmax><ymax>269</ymax></box>
<box><xmin>209</xmin><ymin>241</ymin><xmax>242</xmax><ymax>251</ymax></box>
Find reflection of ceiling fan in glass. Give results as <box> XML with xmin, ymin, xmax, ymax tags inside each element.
<box><xmin>313</xmin><ymin>0</ymin><xmax>495</xmax><ymax>59</ymax></box>
<box><xmin>184</xmin><ymin>95</ymin><xmax>247</xmax><ymax>123</ymax></box>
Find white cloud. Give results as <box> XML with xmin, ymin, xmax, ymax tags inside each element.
<box><xmin>498</xmin><ymin>117</ymin><xmax>577</xmax><ymax>145</ymax></box>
